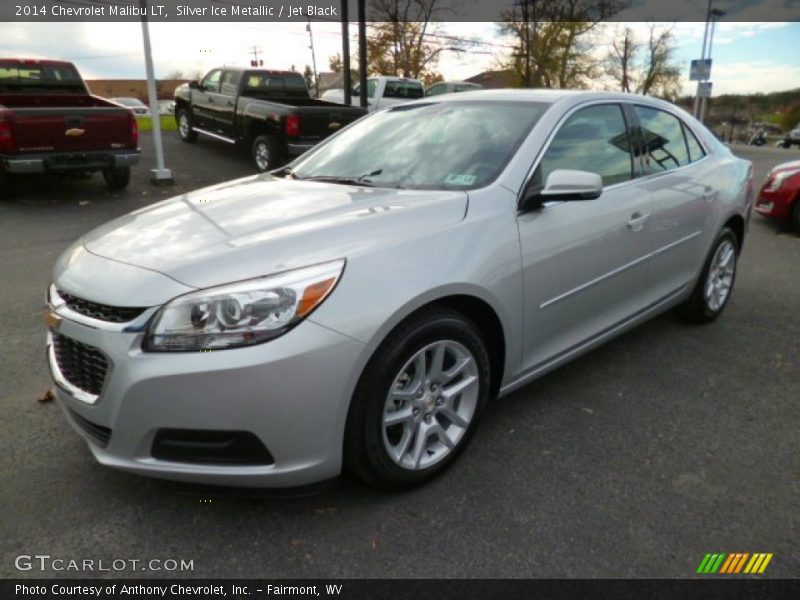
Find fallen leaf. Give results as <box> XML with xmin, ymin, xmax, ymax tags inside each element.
<box><xmin>582</xmin><ymin>407</ymin><xmax>594</xmax><ymax>414</ymax></box>
<box><xmin>79</xmin><ymin>200</ymin><xmax>89</xmax><ymax>206</ymax></box>
<box><xmin>38</xmin><ymin>387</ymin><xmax>55</xmax><ymax>403</ymax></box>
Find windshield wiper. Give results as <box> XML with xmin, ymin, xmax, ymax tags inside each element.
<box><xmin>298</xmin><ymin>170</ymin><xmax>383</xmax><ymax>187</ymax></box>
<box><xmin>271</xmin><ymin>166</ymin><xmax>296</xmax><ymax>179</ymax></box>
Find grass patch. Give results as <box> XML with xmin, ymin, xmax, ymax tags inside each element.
<box><xmin>135</xmin><ymin>114</ymin><xmax>177</xmax><ymax>132</ymax></box>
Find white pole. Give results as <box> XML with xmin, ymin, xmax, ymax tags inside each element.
<box><xmin>139</xmin><ymin>0</ymin><xmax>172</xmax><ymax>183</ymax></box>
<box><xmin>700</xmin><ymin>17</ymin><xmax>719</xmax><ymax>123</ymax></box>
<box><xmin>693</xmin><ymin>0</ymin><xmax>713</xmax><ymax>118</ymax></box>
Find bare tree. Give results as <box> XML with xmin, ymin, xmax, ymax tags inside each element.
<box><xmin>367</xmin><ymin>0</ymin><xmax>450</xmax><ymax>81</ymax></box>
<box><xmin>605</xmin><ymin>24</ymin><xmax>681</xmax><ymax>99</ymax></box>
<box><xmin>605</xmin><ymin>26</ymin><xmax>639</xmax><ymax>93</ymax></box>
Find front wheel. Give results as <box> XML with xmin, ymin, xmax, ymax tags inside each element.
<box><xmin>677</xmin><ymin>227</ymin><xmax>739</xmax><ymax>324</ymax></box>
<box><xmin>177</xmin><ymin>109</ymin><xmax>198</xmax><ymax>143</ymax></box>
<box><xmin>0</xmin><ymin>168</ymin><xmax>15</xmax><ymax>199</ymax></box>
<box><xmin>102</xmin><ymin>167</ymin><xmax>131</xmax><ymax>190</ymax></box>
<box><xmin>344</xmin><ymin>308</ymin><xmax>491</xmax><ymax>489</ymax></box>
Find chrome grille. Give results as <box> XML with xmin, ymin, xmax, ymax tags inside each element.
<box><xmin>52</xmin><ymin>333</ymin><xmax>108</xmax><ymax>397</ymax></box>
<box><xmin>57</xmin><ymin>290</ymin><xmax>146</xmax><ymax>323</ymax></box>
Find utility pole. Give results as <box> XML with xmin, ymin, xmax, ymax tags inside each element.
<box><xmin>138</xmin><ymin>0</ymin><xmax>172</xmax><ymax>184</ymax></box>
<box><xmin>358</xmin><ymin>0</ymin><xmax>368</xmax><ymax>109</ymax></box>
<box><xmin>249</xmin><ymin>46</ymin><xmax>262</xmax><ymax>67</ymax></box>
<box><xmin>306</xmin><ymin>19</ymin><xmax>319</xmax><ymax>98</ymax></box>
<box><xmin>341</xmin><ymin>0</ymin><xmax>352</xmax><ymax>105</ymax></box>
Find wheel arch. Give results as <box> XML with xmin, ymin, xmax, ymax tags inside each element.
<box><xmin>724</xmin><ymin>213</ymin><xmax>746</xmax><ymax>250</ymax></box>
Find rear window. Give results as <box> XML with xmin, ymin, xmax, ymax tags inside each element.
<box><xmin>384</xmin><ymin>80</ymin><xmax>424</xmax><ymax>99</ymax></box>
<box><xmin>0</xmin><ymin>62</ymin><xmax>84</xmax><ymax>92</ymax></box>
<box><xmin>243</xmin><ymin>72</ymin><xmax>308</xmax><ymax>94</ymax></box>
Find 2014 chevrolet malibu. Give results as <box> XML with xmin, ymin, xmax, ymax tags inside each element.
<box><xmin>47</xmin><ymin>91</ymin><xmax>753</xmax><ymax>489</ymax></box>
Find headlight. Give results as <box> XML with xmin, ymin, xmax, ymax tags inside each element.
<box><xmin>143</xmin><ymin>259</ymin><xmax>344</xmax><ymax>352</ymax></box>
<box><xmin>765</xmin><ymin>169</ymin><xmax>800</xmax><ymax>192</ymax></box>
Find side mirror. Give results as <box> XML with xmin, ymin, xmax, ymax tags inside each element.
<box><xmin>522</xmin><ymin>169</ymin><xmax>603</xmax><ymax>210</ymax></box>
<box><xmin>188</xmin><ymin>80</ymin><xmax>201</xmax><ymax>90</ymax></box>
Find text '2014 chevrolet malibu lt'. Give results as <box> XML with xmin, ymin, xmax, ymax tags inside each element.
<box><xmin>47</xmin><ymin>90</ymin><xmax>753</xmax><ymax>489</ymax></box>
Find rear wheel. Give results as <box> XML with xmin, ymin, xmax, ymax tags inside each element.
<box><xmin>251</xmin><ymin>134</ymin><xmax>281</xmax><ymax>172</ymax></box>
<box><xmin>177</xmin><ymin>109</ymin><xmax>198</xmax><ymax>143</ymax></box>
<box><xmin>677</xmin><ymin>227</ymin><xmax>738</xmax><ymax>324</ymax></box>
<box><xmin>344</xmin><ymin>308</ymin><xmax>491</xmax><ymax>489</ymax></box>
<box><xmin>791</xmin><ymin>200</ymin><xmax>800</xmax><ymax>234</ymax></box>
<box><xmin>102</xmin><ymin>167</ymin><xmax>130</xmax><ymax>190</ymax></box>
<box><xmin>0</xmin><ymin>168</ymin><xmax>15</xmax><ymax>199</ymax></box>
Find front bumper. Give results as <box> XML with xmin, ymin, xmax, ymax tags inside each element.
<box><xmin>3</xmin><ymin>150</ymin><xmax>140</xmax><ymax>174</ymax></box>
<box><xmin>755</xmin><ymin>190</ymin><xmax>793</xmax><ymax>221</ymax></box>
<box><xmin>48</xmin><ymin>306</ymin><xmax>365</xmax><ymax>488</ymax></box>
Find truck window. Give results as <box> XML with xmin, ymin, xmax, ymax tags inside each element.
<box><xmin>0</xmin><ymin>62</ymin><xmax>84</xmax><ymax>92</ymax></box>
<box><xmin>366</xmin><ymin>79</ymin><xmax>377</xmax><ymax>99</ymax></box>
<box><xmin>243</xmin><ymin>72</ymin><xmax>308</xmax><ymax>95</ymax></box>
<box><xmin>201</xmin><ymin>70</ymin><xmax>222</xmax><ymax>93</ymax></box>
<box><xmin>383</xmin><ymin>80</ymin><xmax>424</xmax><ymax>99</ymax></box>
<box><xmin>220</xmin><ymin>71</ymin><xmax>241</xmax><ymax>96</ymax></box>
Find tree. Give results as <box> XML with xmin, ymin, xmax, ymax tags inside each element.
<box><xmin>605</xmin><ymin>24</ymin><xmax>682</xmax><ymax>100</ymax></box>
<box><xmin>497</xmin><ymin>0</ymin><xmax>625</xmax><ymax>89</ymax></box>
<box><xmin>366</xmin><ymin>0</ymin><xmax>448</xmax><ymax>81</ymax></box>
<box><xmin>328</xmin><ymin>54</ymin><xmax>343</xmax><ymax>73</ymax></box>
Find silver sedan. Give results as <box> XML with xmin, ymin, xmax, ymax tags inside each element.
<box><xmin>46</xmin><ymin>90</ymin><xmax>753</xmax><ymax>489</ymax></box>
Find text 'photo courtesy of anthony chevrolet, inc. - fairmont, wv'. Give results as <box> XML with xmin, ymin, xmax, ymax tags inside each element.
<box><xmin>1</xmin><ymin>0</ymin><xmax>798</xmax><ymax>598</ymax></box>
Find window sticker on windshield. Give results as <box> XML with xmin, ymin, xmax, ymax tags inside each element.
<box><xmin>444</xmin><ymin>173</ymin><xmax>477</xmax><ymax>186</ymax></box>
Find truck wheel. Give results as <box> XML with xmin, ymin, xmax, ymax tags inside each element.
<box><xmin>0</xmin><ymin>168</ymin><xmax>15</xmax><ymax>200</ymax></box>
<box><xmin>103</xmin><ymin>167</ymin><xmax>131</xmax><ymax>190</ymax></box>
<box><xmin>177</xmin><ymin>109</ymin><xmax>198</xmax><ymax>143</ymax></box>
<box><xmin>252</xmin><ymin>135</ymin><xmax>281</xmax><ymax>172</ymax></box>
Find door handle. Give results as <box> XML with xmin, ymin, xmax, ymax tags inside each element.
<box><xmin>208</xmin><ymin>97</ymin><xmax>214</xmax><ymax>103</ymax></box>
<box><xmin>627</xmin><ymin>212</ymin><xmax>649</xmax><ymax>232</ymax></box>
<box><xmin>702</xmin><ymin>187</ymin><xmax>717</xmax><ymax>201</ymax></box>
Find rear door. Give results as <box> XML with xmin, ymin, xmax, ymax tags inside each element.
<box><xmin>630</xmin><ymin>105</ymin><xmax>716</xmax><ymax>300</ymax></box>
<box><xmin>517</xmin><ymin>102</ymin><xmax>655</xmax><ymax>371</ymax></box>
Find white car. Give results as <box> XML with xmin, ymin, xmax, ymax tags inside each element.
<box><xmin>322</xmin><ymin>76</ymin><xmax>424</xmax><ymax>112</ymax></box>
<box><xmin>110</xmin><ymin>97</ymin><xmax>149</xmax><ymax>116</ymax></box>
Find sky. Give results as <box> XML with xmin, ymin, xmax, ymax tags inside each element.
<box><xmin>2</xmin><ymin>20</ymin><xmax>798</xmax><ymax>97</ymax></box>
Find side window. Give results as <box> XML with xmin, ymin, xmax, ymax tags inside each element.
<box><xmin>219</xmin><ymin>71</ymin><xmax>241</xmax><ymax>96</ymax></box>
<box><xmin>539</xmin><ymin>104</ymin><xmax>633</xmax><ymax>187</ymax></box>
<box><xmin>426</xmin><ymin>83</ymin><xmax>444</xmax><ymax>96</ymax></box>
<box><xmin>683</xmin><ymin>123</ymin><xmax>707</xmax><ymax>162</ymax></box>
<box><xmin>201</xmin><ymin>70</ymin><xmax>222</xmax><ymax>93</ymax></box>
<box><xmin>634</xmin><ymin>106</ymin><xmax>690</xmax><ymax>174</ymax></box>
<box><xmin>366</xmin><ymin>79</ymin><xmax>377</xmax><ymax>98</ymax></box>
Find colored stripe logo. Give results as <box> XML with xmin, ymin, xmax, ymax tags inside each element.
<box><xmin>696</xmin><ymin>553</ymin><xmax>773</xmax><ymax>574</ymax></box>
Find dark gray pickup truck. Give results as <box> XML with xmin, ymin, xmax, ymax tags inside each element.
<box><xmin>174</xmin><ymin>67</ymin><xmax>367</xmax><ymax>171</ymax></box>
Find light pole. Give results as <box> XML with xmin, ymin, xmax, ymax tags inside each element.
<box><xmin>699</xmin><ymin>8</ymin><xmax>725</xmax><ymax>123</ymax></box>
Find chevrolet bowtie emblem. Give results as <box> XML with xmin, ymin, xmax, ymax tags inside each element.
<box><xmin>328</xmin><ymin>122</ymin><xmax>341</xmax><ymax>130</ymax></box>
<box><xmin>65</xmin><ymin>128</ymin><xmax>86</xmax><ymax>137</ymax></box>
<box><xmin>44</xmin><ymin>307</ymin><xmax>62</xmax><ymax>331</ymax></box>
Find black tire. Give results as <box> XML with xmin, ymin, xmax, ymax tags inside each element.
<box><xmin>102</xmin><ymin>167</ymin><xmax>130</xmax><ymax>190</ymax></box>
<box><xmin>344</xmin><ymin>307</ymin><xmax>492</xmax><ymax>490</ymax></box>
<box><xmin>781</xmin><ymin>139</ymin><xmax>792</xmax><ymax>149</ymax></box>
<box><xmin>177</xmin><ymin>108</ymin><xmax>198</xmax><ymax>143</ymax></box>
<box><xmin>251</xmin><ymin>134</ymin><xmax>282</xmax><ymax>172</ymax></box>
<box><xmin>677</xmin><ymin>227</ymin><xmax>739</xmax><ymax>324</ymax></box>
<box><xmin>0</xmin><ymin>168</ymin><xmax>15</xmax><ymax>200</ymax></box>
<box><xmin>791</xmin><ymin>200</ymin><xmax>800</xmax><ymax>234</ymax></box>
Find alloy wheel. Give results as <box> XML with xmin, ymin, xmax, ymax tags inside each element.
<box><xmin>704</xmin><ymin>239</ymin><xmax>736</xmax><ymax>311</ymax></box>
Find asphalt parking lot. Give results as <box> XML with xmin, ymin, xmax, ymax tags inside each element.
<box><xmin>1</xmin><ymin>133</ymin><xmax>798</xmax><ymax>579</ymax></box>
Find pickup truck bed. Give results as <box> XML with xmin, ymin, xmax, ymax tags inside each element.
<box><xmin>0</xmin><ymin>59</ymin><xmax>140</xmax><ymax>198</ymax></box>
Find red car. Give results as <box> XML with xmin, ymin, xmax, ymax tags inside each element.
<box><xmin>755</xmin><ymin>160</ymin><xmax>800</xmax><ymax>232</ymax></box>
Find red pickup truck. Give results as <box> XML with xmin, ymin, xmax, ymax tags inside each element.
<box><xmin>0</xmin><ymin>58</ymin><xmax>140</xmax><ymax>199</ymax></box>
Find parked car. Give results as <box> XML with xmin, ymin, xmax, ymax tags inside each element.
<box><xmin>778</xmin><ymin>123</ymin><xmax>800</xmax><ymax>149</ymax></box>
<box><xmin>425</xmin><ymin>81</ymin><xmax>482</xmax><ymax>96</ymax></box>
<box><xmin>322</xmin><ymin>76</ymin><xmax>424</xmax><ymax>112</ymax></box>
<box><xmin>0</xmin><ymin>58</ymin><xmax>140</xmax><ymax>198</ymax></box>
<box><xmin>110</xmin><ymin>97</ymin><xmax>150</xmax><ymax>116</ymax></box>
<box><xmin>46</xmin><ymin>90</ymin><xmax>752</xmax><ymax>489</ymax></box>
<box><xmin>755</xmin><ymin>160</ymin><xmax>800</xmax><ymax>231</ymax></box>
<box><xmin>158</xmin><ymin>99</ymin><xmax>176</xmax><ymax>116</ymax></box>
<box><xmin>174</xmin><ymin>67</ymin><xmax>366</xmax><ymax>171</ymax></box>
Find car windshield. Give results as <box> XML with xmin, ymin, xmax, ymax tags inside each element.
<box><xmin>292</xmin><ymin>100</ymin><xmax>548</xmax><ymax>190</ymax></box>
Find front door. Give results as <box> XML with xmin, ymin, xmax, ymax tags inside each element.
<box><xmin>517</xmin><ymin>103</ymin><xmax>655</xmax><ymax>372</ymax></box>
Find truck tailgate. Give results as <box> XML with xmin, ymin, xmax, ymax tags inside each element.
<box><xmin>296</xmin><ymin>105</ymin><xmax>365</xmax><ymax>138</ymax></box>
<box><xmin>6</xmin><ymin>107</ymin><xmax>135</xmax><ymax>154</ymax></box>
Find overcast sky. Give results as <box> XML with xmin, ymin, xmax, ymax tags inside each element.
<box><xmin>2</xmin><ymin>21</ymin><xmax>798</xmax><ymax>96</ymax></box>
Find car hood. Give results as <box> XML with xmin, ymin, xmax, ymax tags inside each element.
<box><xmin>82</xmin><ymin>174</ymin><xmax>468</xmax><ymax>289</ymax></box>
<box><xmin>772</xmin><ymin>160</ymin><xmax>800</xmax><ymax>173</ymax></box>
